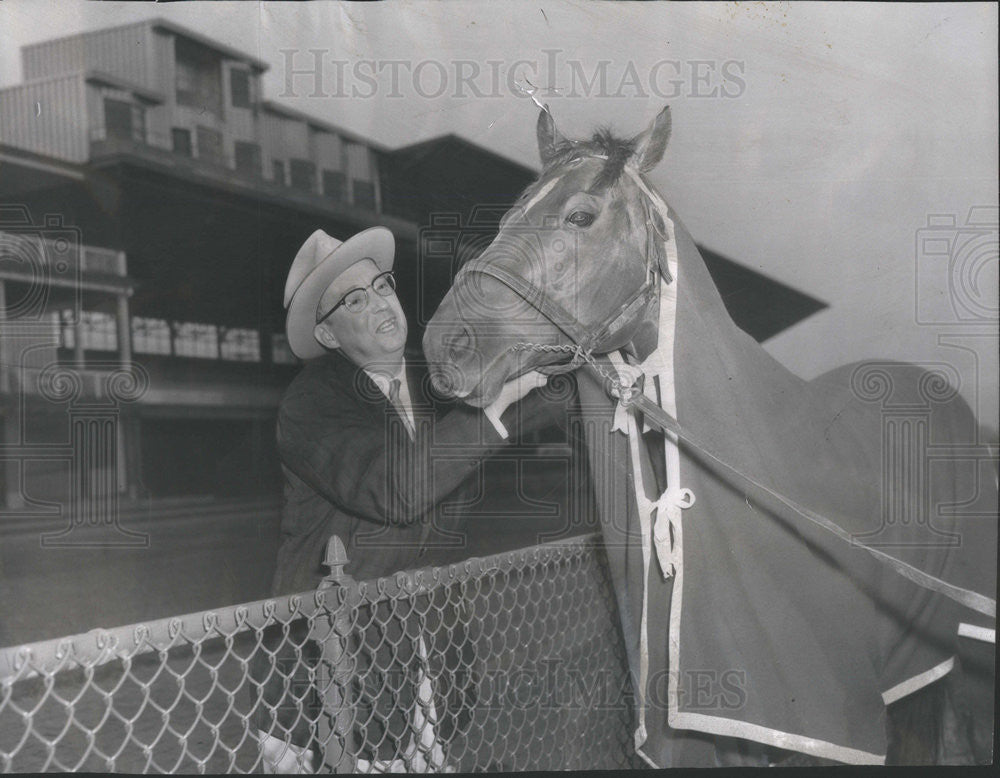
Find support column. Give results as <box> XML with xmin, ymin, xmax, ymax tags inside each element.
<box><xmin>1</xmin><ymin>404</ymin><xmax>26</xmax><ymax>510</ymax></box>
<box><xmin>114</xmin><ymin>292</ymin><xmax>136</xmax><ymax>501</ymax></box>
<box><xmin>124</xmin><ymin>412</ymin><xmax>141</xmax><ymax>501</ymax></box>
<box><xmin>116</xmin><ymin>293</ymin><xmax>132</xmax><ymax>363</ymax></box>
<box><xmin>0</xmin><ymin>278</ymin><xmax>25</xmax><ymax>509</ymax></box>
<box><xmin>73</xmin><ymin>313</ymin><xmax>85</xmax><ymax>364</ymax></box>
<box><xmin>0</xmin><ymin>278</ymin><xmax>8</xmax><ymax>395</ymax></box>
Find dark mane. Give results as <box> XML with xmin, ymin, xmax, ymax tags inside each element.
<box><xmin>516</xmin><ymin>127</ymin><xmax>637</xmax><ymax>207</ymax></box>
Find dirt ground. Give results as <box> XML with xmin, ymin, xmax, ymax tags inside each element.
<box><xmin>0</xmin><ymin>453</ymin><xmax>595</xmax><ymax>648</ymax></box>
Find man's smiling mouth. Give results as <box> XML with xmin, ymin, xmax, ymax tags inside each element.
<box><xmin>376</xmin><ymin>317</ymin><xmax>397</xmax><ymax>334</ymax></box>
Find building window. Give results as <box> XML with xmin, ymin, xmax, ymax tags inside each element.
<box><xmin>234</xmin><ymin>141</ymin><xmax>262</xmax><ymax>178</ymax></box>
<box><xmin>272</xmin><ymin>160</ymin><xmax>286</xmax><ymax>186</ymax></box>
<box><xmin>171</xmin><ymin>128</ymin><xmax>193</xmax><ymax>157</ymax></box>
<box><xmin>196</xmin><ymin>126</ymin><xmax>224</xmax><ymax>166</ymax></box>
<box><xmin>322</xmin><ymin>170</ymin><xmax>346</xmax><ymax>203</ymax></box>
<box><xmin>220</xmin><ymin>328</ymin><xmax>260</xmax><ymax>362</ymax></box>
<box><xmin>104</xmin><ymin>98</ymin><xmax>145</xmax><ymax>144</ymax></box>
<box><xmin>175</xmin><ymin>36</ymin><xmax>223</xmax><ymax>116</ymax></box>
<box><xmin>353</xmin><ymin>180</ymin><xmax>376</xmax><ymax>211</ymax></box>
<box><xmin>61</xmin><ymin>310</ymin><xmax>118</xmax><ymax>351</ymax></box>
<box><xmin>172</xmin><ymin>322</ymin><xmax>218</xmax><ymax>359</ymax></box>
<box><xmin>289</xmin><ymin>159</ymin><xmax>316</xmax><ymax>193</ymax></box>
<box><xmin>230</xmin><ymin>69</ymin><xmax>252</xmax><ymax>108</ymax></box>
<box><xmin>132</xmin><ymin>317</ymin><xmax>172</xmax><ymax>355</ymax></box>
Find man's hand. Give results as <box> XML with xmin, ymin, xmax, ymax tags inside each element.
<box><xmin>484</xmin><ymin>371</ymin><xmax>549</xmax><ymax>439</ymax></box>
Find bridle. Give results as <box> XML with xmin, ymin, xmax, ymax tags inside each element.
<box><xmin>452</xmin><ymin>157</ymin><xmax>662</xmax><ymax>376</ymax></box>
<box><xmin>455</xmin><ymin>252</ymin><xmax>658</xmax><ymax>375</ymax></box>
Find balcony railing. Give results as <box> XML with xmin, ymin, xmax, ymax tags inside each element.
<box><xmin>0</xmin><ymin>229</ymin><xmax>127</xmax><ymax>279</ymax></box>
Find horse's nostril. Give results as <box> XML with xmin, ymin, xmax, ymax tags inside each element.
<box><xmin>446</xmin><ymin>328</ymin><xmax>474</xmax><ymax>362</ymax></box>
<box><xmin>429</xmin><ymin>369</ymin><xmax>452</xmax><ymax>396</ymax></box>
<box><xmin>429</xmin><ymin>366</ymin><xmax>469</xmax><ymax>398</ymax></box>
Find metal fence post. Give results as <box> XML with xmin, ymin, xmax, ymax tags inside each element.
<box><xmin>312</xmin><ymin>535</ymin><xmax>358</xmax><ymax>773</ymax></box>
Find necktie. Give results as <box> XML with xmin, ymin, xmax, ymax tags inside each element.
<box><xmin>388</xmin><ymin>378</ymin><xmax>415</xmax><ymax>438</ymax></box>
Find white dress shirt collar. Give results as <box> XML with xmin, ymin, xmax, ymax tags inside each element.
<box><xmin>364</xmin><ymin>359</ymin><xmax>415</xmax><ymax>434</ymax></box>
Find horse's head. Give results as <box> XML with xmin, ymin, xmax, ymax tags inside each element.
<box><xmin>424</xmin><ymin>106</ymin><xmax>674</xmax><ymax>406</ymax></box>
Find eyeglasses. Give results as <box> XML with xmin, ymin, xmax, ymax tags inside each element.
<box><xmin>317</xmin><ymin>271</ymin><xmax>396</xmax><ymax>322</ymax></box>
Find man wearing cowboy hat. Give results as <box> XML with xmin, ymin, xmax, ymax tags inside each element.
<box><xmin>254</xmin><ymin>226</ymin><xmax>558</xmax><ymax>772</ymax></box>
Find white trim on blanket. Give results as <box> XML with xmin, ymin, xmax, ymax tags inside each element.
<box><xmin>880</xmin><ymin>656</ymin><xmax>955</xmax><ymax>706</ymax></box>
<box><xmin>958</xmin><ymin>623</ymin><xmax>996</xmax><ymax>643</ymax></box>
<box><xmin>662</xmin><ymin>711</ymin><xmax>886</xmax><ymax>766</ymax></box>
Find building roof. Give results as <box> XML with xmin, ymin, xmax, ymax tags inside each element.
<box><xmin>0</xmin><ymin>143</ymin><xmax>85</xmax><ymax>193</ymax></box>
<box><xmin>389</xmin><ymin>133</ymin><xmax>538</xmax><ymax>177</ymax></box>
<box><xmin>698</xmin><ymin>245</ymin><xmax>827</xmax><ymax>341</ymax></box>
<box><xmin>149</xmin><ymin>18</ymin><xmax>269</xmax><ymax>71</ymax></box>
<box><xmin>19</xmin><ymin>17</ymin><xmax>270</xmax><ymax>74</ymax></box>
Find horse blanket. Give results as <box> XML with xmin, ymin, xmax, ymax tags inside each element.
<box><xmin>573</xmin><ymin>197</ymin><xmax>997</xmax><ymax>766</ymax></box>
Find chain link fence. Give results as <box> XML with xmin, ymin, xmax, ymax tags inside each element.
<box><xmin>0</xmin><ymin>533</ymin><xmax>638</xmax><ymax>773</ymax></box>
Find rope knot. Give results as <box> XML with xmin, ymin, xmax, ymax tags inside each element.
<box><xmin>610</xmin><ymin>364</ymin><xmax>644</xmax><ymax>404</ymax></box>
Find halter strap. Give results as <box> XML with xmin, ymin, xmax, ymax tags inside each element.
<box><xmin>454</xmin><ymin>259</ymin><xmax>594</xmax><ymax>346</ymax></box>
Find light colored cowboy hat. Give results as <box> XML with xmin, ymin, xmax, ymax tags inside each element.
<box><xmin>284</xmin><ymin>226</ymin><xmax>395</xmax><ymax>359</ymax></box>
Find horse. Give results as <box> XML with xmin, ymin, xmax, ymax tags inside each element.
<box><xmin>422</xmin><ymin>106</ymin><xmax>997</xmax><ymax>767</ymax></box>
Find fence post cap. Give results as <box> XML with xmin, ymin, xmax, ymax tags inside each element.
<box><xmin>323</xmin><ymin>535</ymin><xmax>350</xmax><ymax>585</ymax></box>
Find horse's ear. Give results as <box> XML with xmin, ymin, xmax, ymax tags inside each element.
<box><xmin>537</xmin><ymin>107</ymin><xmax>566</xmax><ymax>168</ymax></box>
<box><xmin>631</xmin><ymin>105</ymin><xmax>671</xmax><ymax>172</ymax></box>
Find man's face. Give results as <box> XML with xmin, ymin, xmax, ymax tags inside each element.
<box><xmin>314</xmin><ymin>258</ymin><xmax>407</xmax><ymax>370</ymax></box>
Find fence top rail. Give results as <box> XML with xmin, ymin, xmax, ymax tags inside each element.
<box><xmin>0</xmin><ymin>532</ymin><xmax>602</xmax><ymax>684</ymax></box>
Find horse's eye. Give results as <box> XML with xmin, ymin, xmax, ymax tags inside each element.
<box><xmin>566</xmin><ymin>211</ymin><xmax>595</xmax><ymax>228</ymax></box>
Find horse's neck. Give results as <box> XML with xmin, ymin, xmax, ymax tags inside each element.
<box><xmin>624</xmin><ymin>297</ymin><xmax>662</xmax><ymax>362</ymax></box>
